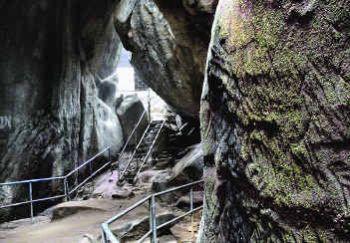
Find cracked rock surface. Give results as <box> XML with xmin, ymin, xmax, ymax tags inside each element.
<box><xmin>199</xmin><ymin>0</ymin><xmax>350</xmax><ymax>241</ymax></box>
<box><xmin>115</xmin><ymin>0</ymin><xmax>217</xmax><ymax>118</ymax></box>
<box><xmin>0</xmin><ymin>0</ymin><xmax>123</xmax><ymax>220</ymax></box>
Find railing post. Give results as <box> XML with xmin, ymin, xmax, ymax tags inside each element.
<box><xmin>28</xmin><ymin>182</ymin><xmax>34</xmax><ymax>223</ymax></box>
<box><xmin>108</xmin><ymin>147</ymin><xmax>111</xmax><ymax>162</ymax></box>
<box><xmin>150</xmin><ymin>195</ymin><xmax>157</xmax><ymax>243</ymax></box>
<box><xmin>101</xmin><ymin>225</ymin><xmax>107</xmax><ymax>243</ymax></box>
<box><xmin>63</xmin><ymin>177</ymin><xmax>67</xmax><ymax>201</ymax></box>
<box><xmin>147</xmin><ymin>88</ymin><xmax>151</xmax><ymax>121</ymax></box>
<box><xmin>149</xmin><ymin>197</ymin><xmax>152</xmax><ymax>238</ymax></box>
<box><xmin>190</xmin><ymin>188</ymin><xmax>194</xmax><ymax>211</ymax></box>
<box><xmin>189</xmin><ymin>187</ymin><xmax>194</xmax><ymax>240</ymax></box>
<box><xmin>64</xmin><ymin>178</ymin><xmax>70</xmax><ymax>201</ymax></box>
<box><xmin>89</xmin><ymin>160</ymin><xmax>93</xmax><ymax>175</ymax></box>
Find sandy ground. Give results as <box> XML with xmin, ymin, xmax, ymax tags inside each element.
<box><xmin>0</xmin><ymin>197</ymin><xmax>148</xmax><ymax>243</ymax></box>
<box><xmin>0</xmin><ymin>198</ymin><xmax>201</xmax><ymax>243</ymax></box>
<box><xmin>0</xmin><ymin>163</ymin><xmax>201</xmax><ymax>243</ymax></box>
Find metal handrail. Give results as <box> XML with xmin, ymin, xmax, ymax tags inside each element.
<box><xmin>101</xmin><ymin>180</ymin><xmax>204</xmax><ymax>243</ymax></box>
<box><xmin>0</xmin><ymin>91</ymin><xmax>152</xmax><ymax>223</ymax></box>
<box><xmin>0</xmin><ymin>146</ymin><xmax>113</xmax><ymax>222</ymax></box>
<box><xmin>118</xmin><ymin>109</ymin><xmax>147</xmax><ymax>160</ymax></box>
<box><xmin>66</xmin><ymin>147</ymin><xmax>111</xmax><ymax>178</ymax></box>
<box><xmin>135</xmin><ymin>120</ymin><xmax>166</xmax><ymax>179</ymax></box>
<box><xmin>119</xmin><ymin>119</ymin><xmax>166</xmax><ymax>184</ymax></box>
<box><xmin>118</xmin><ymin>122</ymin><xmax>152</xmax><ymax>182</ymax></box>
<box><xmin>0</xmin><ymin>176</ymin><xmax>66</xmax><ymax>186</ymax></box>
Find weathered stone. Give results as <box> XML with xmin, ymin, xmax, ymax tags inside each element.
<box><xmin>116</xmin><ymin>94</ymin><xmax>149</xmax><ymax>146</ymax></box>
<box><xmin>0</xmin><ymin>216</ymin><xmax>50</xmax><ymax>230</ymax></box>
<box><xmin>170</xmin><ymin>213</ymin><xmax>202</xmax><ymax>242</ymax></box>
<box><xmin>170</xmin><ymin>144</ymin><xmax>203</xmax><ymax>183</ymax></box>
<box><xmin>199</xmin><ymin>0</ymin><xmax>350</xmax><ymax>241</ymax></box>
<box><xmin>175</xmin><ymin>191</ymin><xmax>203</xmax><ymax>209</ymax></box>
<box><xmin>135</xmin><ymin>169</ymin><xmax>167</xmax><ymax>184</ymax></box>
<box><xmin>114</xmin><ymin>0</ymin><xmax>217</xmax><ymax>118</ymax></box>
<box><xmin>112</xmin><ymin>212</ymin><xmax>177</xmax><ymax>240</ymax></box>
<box><xmin>151</xmin><ymin>170</ymin><xmax>173</xmax><ymax>192</ymax></box>
<box><xmin>97</xmin><ymin>80</ymin><xmax>118</xmax><ymax>108</ymax></box>
<box><xmin>79</xmin><ymin>234</ymin><xmax>96</xmax><ymax>243</ymax></box>
<box><xmin>151</xmin><ymin>144</ymin><xmax>203</xmax><ymax>192</ymax></box>
<box><xmin>0</xmin><ymin>0</ymin><xmax>123</xmax><ymax>221</ymax></box>
<box><xmin>51</xmin><ymin>200</ymin><xmax>108</xmax><ymax>221</ymax></box>
<box><xmin>111</xmin><ymin>188</ymin><xmax>134</xmax><ymax>199</ymax></box>
<box><xmin>95</xmin><ymin>100</ymin><xmax>124</xmax><ymax>155</ymax></box>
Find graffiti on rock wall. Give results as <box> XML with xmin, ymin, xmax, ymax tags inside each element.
<box><xmin>0</xmin><ymin>116</ymin><xmax>12</xmax><ymax>130</ymax></box>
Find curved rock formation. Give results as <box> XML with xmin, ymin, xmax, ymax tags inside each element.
<box><xmin>199</xmin><ymin>0</ymin><xmax>350</xmax><ymax>241</ymax></box>
<box><xmin>116</xmin><ymin>94</ymin><xmax>149</xmax><ymax>146</ymax></box>
<box><xmin>114</xmin><ymin>0</ymin><xmax>217</xmax><ymax>118</ymax></box>
<box><xmin>0</xmin><ymin>0</ymin><xmax>123</xmax><ymax>219</ymax></box>
<box><xmin>0</xmin><ymin>0</ymin><xmax>216</xmax><ymax>221</ymax></box>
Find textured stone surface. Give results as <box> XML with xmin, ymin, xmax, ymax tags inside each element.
<box><xmin>116</xmin><ymin>94</ymin><xmax>149</xmax><ymax>146</ymax></box>
<box><xmin>114</xmin><ymin>0</ymin><xmax>217</xmax><ymax>118</ymax></box>
<box><xmin>0</xmin><ymin>0</ymin><xmax>123</xmax><ymax>220</ymax></box>
<box><xmin>175</xmin><ymin>191</ymin><xmax>203</xmax><ymax>209</ymax></box>
<box><xmin>170</xmin><ymin>143</ymin><xmax>203</xmax><ymax>183</ymax></box>
<box><xmin>199</xmin><ymin>0</ymin><xmax>350</xmax><ymax>241</ymax></box>
<box><xmin>151</xmin><ymin>144</ymin><xmax>203</xmax><ymax>192</ymax></box>
<box><xmin>51</xmin><ymin>200</ymin><xmax>107</xmax><ymax>221</ymax></box>
<box><xmin>112</xmin><ymin>212</ymin><xmax>177</xmax><ymax>240</ymax></box>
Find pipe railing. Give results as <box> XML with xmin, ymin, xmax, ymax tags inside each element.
<box><xmin>118</xmin><ymin>121</ymin><xmax>152</xmax><ymax>183</ymax></box>
<box><xmin>0</xmin><ymin>147</ymin><xmax>112</xmax><ymax>222</ymax></box>
<box><xmin>134</xmin><ymin>120</ymin><xmax>166</xmax><ymax>180</ymax></box>
<box><xmin>0</xmin><ymin>93</ymin><xmax>152</xmax><ymax>223</ymax></box>
<box><xmin>65</xmin><ymin>147</ymin><xmax>112</xmax><ymax>197</ymax></box>
<box><xmin>101</xmin><ymin>180</ymin><xmax>204</xmax><ymax>243</ymax></box>
<box><xmin>117</xmin><ymin>109</ymin><xmax>147</xmax><ymax>162</ymax></box>
<box><xmin>118</xmin><ymin>119</ymin><xmax>166</xmax><ymax>184</ymax></box>
<box><xmin>0</xmin><ymin>108</ymin><xmax>150</xmax><ymax>222</ymax></box>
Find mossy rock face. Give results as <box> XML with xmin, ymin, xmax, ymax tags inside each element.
<box><xmin>199</xmin><ymin>0</ymin><xmax>350</xmax><ymax>241</ymax></box>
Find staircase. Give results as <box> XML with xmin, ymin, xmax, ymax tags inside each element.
<box><xmin>118</xmin><ymin>119</ymin><xmax>166</xmax><ymax>184</ymax></box>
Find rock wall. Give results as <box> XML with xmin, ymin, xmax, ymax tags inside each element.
<box><xmin>116</xmin><ymin>94</ymin><xmax>149</xmax><ymax>146</ymax></box>
<box><xmin>199</xmin><ymin>0</ymin><xmax>350</xmax><ymax>241</ymax></box>
<box><xmin>114</xmin><ymin>0</ymin><xmax>217</xmax><ymax>118</ymax></box>
<box><xmin>0</xmin><ymin>0</ymin><xmax>124</xmax><ymax>218</ymax></box>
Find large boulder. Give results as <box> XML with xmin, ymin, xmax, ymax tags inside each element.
<box><xmin>0</xmin><ymin>0</ymin><xmax>123</xmax><ymax>220</ymax></box>
<box><xmin>94</xmin><ymin>100</ymin><xmax>123</xmax><ymax>155</ymax></box>
<box><xmin>50</xmin><ymin>200</ymin><xmax>108</xmax><ymax>221</ymax></box>
<box><xmin>171</xmin><ymin>144</ymin><xmax>203</xmax><ymax>183</ymax></box>
<box><xmin>199</xmin><ymin>0</ymin><xmax>350</xmax><ymax>241</ymax></box>
<box><xmin>112</xmin><ymin>212</ymin><xmax>177</xmax><ymax>240</ymax></box>
<box><xmin>116</xmin><ymin>94</ymin><xmax>149</xmax><ymax>146</ymax></box>
<box><xmin>97</xmin><ymin>80</ymin><xmax>119</xmax><ymax>108</ymax></box>
<box><xmin>89</xmin><ymin>170</ymin><xmax>134</xmax><ymax>199</ymax></box>
<box><xmin>114</xmin><ymin>0</ymin><xmax>218</xmax><ymax>118</ymax></box>
<box><xmin>175</xmin><ymin>191</ymin><xmax>203</xmax><ymax>209</ymax></box>
<box><xmin>152</xmin><ymin>144</ymin><xmax>203</xmax><ymax>192</ymax></box>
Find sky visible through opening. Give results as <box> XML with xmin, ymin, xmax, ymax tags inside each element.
<box><xmin>116</xmin><ymin>48</ymin><xmax>134</xmax><ymax>91</ymax></box>
<box><xmin>115</xmin><ymin>47</ymin><xmax>167</xmax><ymax>119</ymax></box>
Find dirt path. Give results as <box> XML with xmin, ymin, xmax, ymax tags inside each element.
<box><xmin>0</xmin><ymin>170</ymin><xmax>202</xmax><ymax>243</ymax></box>
<box><xmin>0</xmin><ymin>197</ymin><xmax>149</xmax><ymax>243</ymax></box>
<box><xmin>0</xmin><ymin>198</ymin><xmax>202</xmax><ymax>243</ymax></box>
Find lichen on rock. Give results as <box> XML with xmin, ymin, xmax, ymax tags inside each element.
<box><xmin>199</xmin><ymin>0</ymin><xmax>350</xmax><ymax>241</ymax></box>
